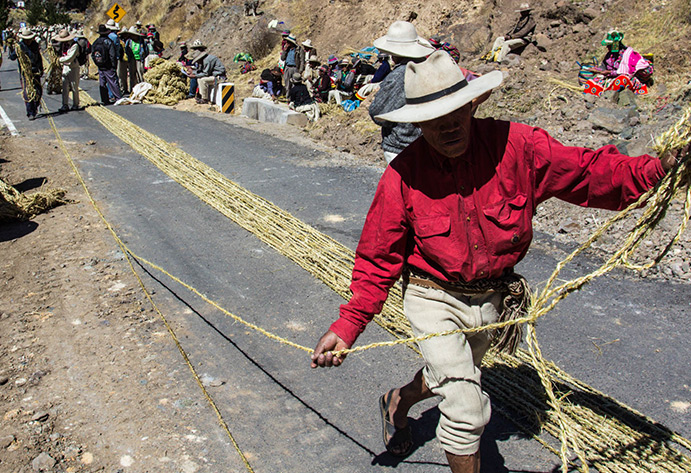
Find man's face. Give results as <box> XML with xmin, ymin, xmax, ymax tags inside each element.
<box><xmin>416</xmin><ymin>103</ymin><xmax>473</xmax><ymax>158</ymax></box>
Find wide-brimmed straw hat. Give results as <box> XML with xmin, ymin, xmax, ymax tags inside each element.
<box><xmin>54</xmin><ymin>29</ymin><xmax>75</xmax><ymax>42</ymax></box>
<box><xmin>307</xmin><ymin>54</ymin><xmax>320</xmax><ymax>64</ymax></box>
<box><xmin>374</xmin><ymin>50</ymin><xmax>503</xmax><ymax>123</ymax></box>
<box><xmin>191</xmin><ymin>50</ymin><xmax>208</xmax><ymax>63</ymax></box>
<box><xmin>106</xmin><ymin>19</ymin><xmax>119</xmax><ymax>31</ymax></box>
<box><xmin>373</xmin><ymin>21</ymin><xmax>434</xmax><ymax>59</ymax></box>
<box><xmin>515</xmin><ymin>3</ymin><xmax>532</xmax><ymax>12</ymax></box>
<box><xmin>302</xmin><ymin>39</ymin><xmax>314</xmax><ymax>49</ymax></box>
<box><xmin>190</xmin><ymin>39</ymin><xmax>207</xmax><ymax>50</ymax></box>
<box><xmin>125</xmin><ymin>26</ymin><xmax>143</xmax><ymax>38</ymax></box>
<box><xmin>285</xmin><ymin>34</ymin><xmax>297</xmax><ymax>45</ymax></box>
<box><xmin>18</xmin><ymin>28</ymin><xmax>36</xmax><ymax>40</ymax></box>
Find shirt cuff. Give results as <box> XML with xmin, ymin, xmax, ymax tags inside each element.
<box><xmin>329</xmin><ymin>316</ymin><xmax>365</xmax><ymax>348</ymax></box>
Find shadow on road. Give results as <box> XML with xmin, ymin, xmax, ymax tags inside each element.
<box><xmin>13</xmin><ymin>177</ymin><xmax>47</xmax><ymax>192</ymax></box>
<box><xmin>0</xmin><ymin>220</ymin><xmax>38</xmax><ymax>242</ymax></box>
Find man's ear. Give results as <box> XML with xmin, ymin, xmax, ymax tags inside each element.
<box><xmin>471</xmin><ymin>90</ymin><xmax>492</xmax><ymax>115</ymax></box>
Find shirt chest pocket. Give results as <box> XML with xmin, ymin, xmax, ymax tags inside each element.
<box><xmin>412</xmin><ymin>214</ymin><xmax>454</xmax><ymax>263</ymax></box>
<box><xmin>481</xmin><ymin>193</ymin><xmax>531</xmax><ymax>255</ymax></box>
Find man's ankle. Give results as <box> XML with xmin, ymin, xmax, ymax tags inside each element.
<box><xmin>445</xmin><ymin>450</ymin><xmax>480</xmax><ymax>473</ymax></box>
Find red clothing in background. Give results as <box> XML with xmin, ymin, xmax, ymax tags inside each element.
<box><xmin>330</xmin><ymin>118</ymin><xmax>665</xmax><ymax>346</ymax></box>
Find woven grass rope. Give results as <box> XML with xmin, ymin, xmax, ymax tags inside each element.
<box><xmin>0</xmin><ymin>177</ymin><xmax>67</xmax><ymax>222</ymax></box>
<box><xmin>77</xmin><ymin>89</ymin><xmax>691</xmax><ymax>472</ymax></box>
<box><xmin>142</xmin><ymin>58</ymin><xmax>189</xmax><ymax>106</ymax></box>
<box><xmin>15</xmin><ymin>43</ymin><xmax>39</xmax><ymax>103</ymax></box>
<box><xmin>45</xmin><ymin>47</ymin><xmax>63</xmax><ymax>95</ymax></box>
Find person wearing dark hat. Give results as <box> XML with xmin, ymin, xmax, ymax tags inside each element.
<box><xmin>287</xmin><ymin>72</ymin><xmax>319</xmax><ymax>122</ymax></box>
<box><xmin>368</xmin><ymin>21</ymin><xmax>435</xmax><ymax>164</ymax></box>
<box><xmin>190</xmin><ymin>48</ymin><xmax>226</xmax><ymax>104</ymax></box>
<box><xmin>116</xmin><ymin>27</ymin><xmax>130</xmax><ymax>95</ymax></box>
<box><xmin>55</xmin><ymin>29</ymin><xmax>80</xmax><ymax>112</ymax></box>
<box><xmin>178</xmin><ymin>42</ymin><xmax>197</xmax><ymax>99</ymax></box>
<box><xmin>314</xmin><ymin>64</ymin><xmax>331</xmax><ymax>103</ymax></box>
<box><xmin>311</xmin><ymin>50</ymin><xmax>684</xmax><ymax>472</ymax></box>
<box><xmin>92</xmin><ymin>24</ymin><xmax>121</xmax><ymax>104</ymax></box>
<box><xmin>486</xmin><ymin>3</ymin><xmax>536</xmax><ymax>62</ymax></box>
<box><xmin>8</xmin><ymin>27</ymin><xmax>43</xmax><ymax>119</ymax></box>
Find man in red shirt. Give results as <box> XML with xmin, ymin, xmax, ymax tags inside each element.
<box><xmin>310</xmin><ymin>51</ymin><xmax>681</xmax><ymax>472</ymax></box>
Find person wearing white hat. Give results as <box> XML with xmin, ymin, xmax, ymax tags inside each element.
<box><xmin>55</xmin><ymin>29</ymin><xmax>80</xmax><ymax>112</ymax></box>
<box><xmin>280</xmin><ymin>34</ymin><xmax>302</xmax><ymax>97</ymax></box>
<box><xmin>8</xmin><ymin>27</ymin><xmax>43</xmax><ymax>119</ymax></box>
<box><xmin>311</xmin><ymin>50</ymin><xmax>683</xmax><ymax>472</ymax></box>
<box><xmin>485</xmin><ymin>3</ymin><xmax>536</xmax><ymax>62</ymax></box>
<box><xmin>368</xmin><ymin>21</ymin><xmax>435</xmax><ymax>164</ymax></box>
<box><xmin>124</xmin><ymin>26</ymin><xmax>148</xmax><ymax>90</ymax></box>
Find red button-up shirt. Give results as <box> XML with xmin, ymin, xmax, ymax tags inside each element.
<box><xmin>330</xmin><ymin>118</ymin><xmax>665</xmax><ymax>346</ymax></box>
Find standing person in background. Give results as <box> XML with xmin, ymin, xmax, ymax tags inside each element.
<box><xmin>91</xmin><ymin>24</ymin><xmax>121</xmax><ymax>105</ymax></box>
<box><xmin>117</xmin><ymin>27</ymin><xmax>130</xmax><ymax>96</ymax></box>
<box><xmin>9</xmin><ymin>28</ymin><xmax>44</xmax><ymax>120</ymax></box>
<box><xmin>281</xmin><ymin>34</ymin><xmax>302</xmax><ymax>98</ymax></box>
<box><xmin>124</xmin><ymin>26</ymin><xmax>147</xmax><ymax>90</ymax></box>
<box><xmin>75</xmin><ymin>29</ymin><xmax>91</xmax><ymax>79</ymax></box>
<box><xmin>368</xmin><ymin>21</ymin><xmax>434</xmax><ymax>164</ymax></box>
<box><xmin>56</xmin><ymin>29</ymin><xmax>80</xmax><ymax>112</ymax></box>
<box><xmin>300</xmin><ymin>39</ymin><xmax>317</xmax><ymax>69</ymax></box>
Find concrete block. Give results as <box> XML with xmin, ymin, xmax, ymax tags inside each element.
<box><xmin>241</xmin><ymin>97</ymin><xmax>308</xmax><ymax>127</ymax></box>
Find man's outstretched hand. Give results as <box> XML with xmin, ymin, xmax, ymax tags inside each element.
<box><xmin>661</xmin><ymin>143</ymin><xmax>691</xmax><ymax>172</ymax></box>
<box><xmin>311</xmin><ymin>330</ymin><xmax>350</xmax><ymax>368</ymax></box>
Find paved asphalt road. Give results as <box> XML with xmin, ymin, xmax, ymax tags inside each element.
<box><xmin>1</xmin><ymin>62</ymin><xmax>689</xmax><ymax>473</ymax></box>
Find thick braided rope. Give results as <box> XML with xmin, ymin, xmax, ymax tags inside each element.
<box><xmin>76</xmin><ymin>89</ymin><xmax>691</xmax><ymax>472</ymax></box>
<box><xmin>15</xmin><ymin>43</ymin><xmax>39</xmax><ymax>103</ymax></box>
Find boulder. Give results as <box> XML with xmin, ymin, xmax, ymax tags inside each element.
<box><xmin>588</xmin><ymin>107</ymin><xmax>639</xmax><ymax>134</ymax></box>
<box><xmin>534</xmin><ymin>33</ymin><xmax>552</xmax><ymax>51</ymax></box>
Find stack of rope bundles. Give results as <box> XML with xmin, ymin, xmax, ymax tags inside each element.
<box><xmin>0</xmin><ymin>177</ymin><xmax>67</xmax><ymax>222</ymax></box>
<box><xmin>142</xmin><ymin>58</ymin><xmax>188</xmax><ymax>106</ymax></box>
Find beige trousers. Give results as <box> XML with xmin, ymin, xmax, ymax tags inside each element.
<box><xmin>403</xmin><ymin>283</ymin><xmax>501</xmax><ymax>456</ymax></box>
<box><xmin>62</xmin><ymin>64</ymin><xmax>80</xmax><ymax>108</ymax></box>
<box><xmin>198</xmin><ymin>76</ymin><xmax>216</xmax><ymax>101</ymax></box>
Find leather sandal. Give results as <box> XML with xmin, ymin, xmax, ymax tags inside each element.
<box><xmin>379</xmin><ymin>390</ymin><xmax>413</xmax><ymax>457</ymax></box>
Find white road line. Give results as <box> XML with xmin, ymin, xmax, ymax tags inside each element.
<box><xmin>0</xmin><ymin>104</ymin><xmax>19</xmax><ymax>136</ymax></box>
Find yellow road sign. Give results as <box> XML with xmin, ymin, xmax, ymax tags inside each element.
<box><xmin>106</xmin><ymin>3</ymin><xmax>126</xmax><ymax>22</ymax></box>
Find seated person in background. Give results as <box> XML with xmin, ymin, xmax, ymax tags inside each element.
<box><xmin>253</xmin><ymin>67</ymin><xmax>283</xmax><ymax>100</ymax></box>
<box><xmin>287</xmin><ymin>72</ymin><xmax>319</xmax><ymax>122</ymax></box>
<box><xmin>302</xmin><ymin>54</ymin><xmax>321</xmax><ymax>96</ymax></box>
<box><xmin>597</xmin><ymin>30</ymin><xmax>653</xmax><ymax>89</ymax></box>
<box><xmin>581</xmin><ymin>30</ymin><xmax>654</xmax><ymax>96</ymax></box>
<box><xmin>371</xmin><ymin>53</ymin><xmax>391</xmax><ymax>83</ymax></box>
<box><xmin>314</xmin><ymin>65</ymin><xmax>332</xmax><ymax>103</ymax></box>
<box><xmin>485</xmin><ymin>3</ymin><xmax>535</xmax><ymax>62</ymax></box>
<box><xmin>191</xmin><ymin>48</ymin><xmax>226</xmax><ymax>104</ymax></box>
